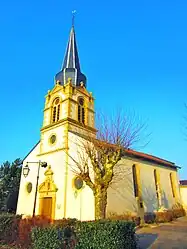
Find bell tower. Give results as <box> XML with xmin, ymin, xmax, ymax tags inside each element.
<box><xmin>39</xmin><ymin>24</ymin><xmax>96</xmax><ymax>156</ymax></box>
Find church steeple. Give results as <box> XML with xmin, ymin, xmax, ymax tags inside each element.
<box><xmin>62</xmin><ymin>26</ymin><xmax>80</xmax><ymax>71</ymax></box>
<box><xmin>41</xmin><ymin>18</ymin><xmax>96</xmax><ymax>155</ymax></box>
<box><xmin>55</xmin><ymin>24</ymin><xmax>87</xmax><ymax>87</ymax></box>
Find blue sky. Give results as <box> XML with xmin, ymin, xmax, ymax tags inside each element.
<box><xmin>0</xmin><ymin>0</ymin><xmax>187</xmax><ymax>179</ymax></box>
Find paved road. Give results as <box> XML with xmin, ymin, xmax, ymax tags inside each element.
<box><xmin>136</xmin><ymin>216</ymin><xmax>187</xmax><ymax>249</ymax></box>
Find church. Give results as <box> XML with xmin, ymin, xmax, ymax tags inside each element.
<box><xmin>16</xmin><ymin>23</ymin><xmax>182</xmax><ymax>221</ymax></box>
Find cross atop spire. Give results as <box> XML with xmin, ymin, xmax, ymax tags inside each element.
<box><xmin>72</xmin><ymin>10</ymin><xmax>76</xmax><ymax>27</ymax></box>
<box><xmin>55</xmin><ymin>15</ymin><xmax>87</xmax><ymax>88</ymax></box>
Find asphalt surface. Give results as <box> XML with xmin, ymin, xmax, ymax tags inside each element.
<box><xmin>136</xmin><ymin>216</ymin><xmax>187</xmax><ymax>249</ymax></box>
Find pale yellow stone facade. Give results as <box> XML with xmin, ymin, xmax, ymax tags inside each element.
<box><xmin>180</xmin><ymin>184</ymin><xmax>187</xmax><ymax>211</ymax></box>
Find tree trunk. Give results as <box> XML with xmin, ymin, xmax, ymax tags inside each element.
<box><xmin>94</xmin><ymin>186</ymin><xmax>108</xmax><ymax>220</ymax></box>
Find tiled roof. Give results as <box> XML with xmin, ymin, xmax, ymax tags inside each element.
<box><xmin>69</xmin><ymin>131</ymin><xmax>178</xmax><ymax>169</ymax></box>
<box><xmin>124</xmin><ymin>149</ymin><xmax>177</xmax><ymax>168</ymax></box>
<box><xmin>24</xmin><ymin>139</ymin><xmax>178</xmax><ymax>169</ymax></box>
<box><xmin>180</xmin><ymin>180</ymin><xmax>187</xmax><ymax>186</ymax></box>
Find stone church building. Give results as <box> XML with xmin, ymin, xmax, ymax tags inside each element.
<box><xmin>16</xmin><ymin>24</ymin><xmax>182</xmax><ymax>221</ymax></box>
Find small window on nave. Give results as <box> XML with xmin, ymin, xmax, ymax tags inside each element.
<box><xmin>132</xmin><ymin>164</ymin><xmax>139</xmax><ymax>197</ymax></box>
<box><xmin>78</xmin><ymin>97</ymin><xmax>85</xmax><ymax>124</ymax></box>
<box><xmin>170</xmin><ymin>172</ymin><xmax>176</xmax><ymax>198</ymax></box>
<box><xmin>52</xmin><ymin>97</ymin><xmax>60</xmax><ymax>123</ymax></box>
<box><xmin>154</xmin><ymin>169</ymin><xmax>159</xmax><ymax>200</ymax></box>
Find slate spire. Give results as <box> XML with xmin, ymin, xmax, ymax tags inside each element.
<box><xmin>62</xmin><ymin>26</ymin><xmax>81</xmax><ymax>71</ymax></box>
<box><xmin>55</xmin><ymin>22</ymin><xmax>87</xmax><ymax>87</ymax></box>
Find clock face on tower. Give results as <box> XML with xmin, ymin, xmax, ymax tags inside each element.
<box><xmin>49</xmin><ymin>134</ymin><xmax>57</xmax><ymax>145</ymax></box>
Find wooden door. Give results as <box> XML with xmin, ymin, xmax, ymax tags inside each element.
<box><xmin>40</xmin><ymin>197</ymin><xmax>52</xmax><ymax>219</ymax></box>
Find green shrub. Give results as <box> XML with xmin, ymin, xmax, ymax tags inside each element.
<box><xmin>75</xmin><ymin>220</ymin><xmax>136</xmax><ymax>249</ymax></box>
<box><xmin>0</xmin><ymin>213</ymin><xmax>21</xmax><ymax>244</ymax></box>
<box><xmin>31</xmin><ymin>220</ymin><xmax>137</xmax><ymax>249</ymax></box>
<box><xmin>54</xmin><ymin>218</ymin><xmax>78</xmax><ymax>228</ymax></box>
<box><xmin>32</xmin><ymin>224</ymin><xmax>76</xmax><ymax>249</ymax></box>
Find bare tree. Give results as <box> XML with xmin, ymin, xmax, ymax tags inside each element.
<box><xmin>67</xmin><ymin>111</ymin><xmax>148</xmax><ymax>220</ymax></box>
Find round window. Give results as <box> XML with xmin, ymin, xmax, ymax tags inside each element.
<box><xmin>26</xmin><ymin>182</ymin><xmax>32</xmax><ymax>193</ymax></box>
<box><xmin>74</xmin><ymin>177</ymin><xmax>83</xmax><ymax>190</ymax></box>
<box><xmin>50</xmin><ymin>134</ymin><xmax>56</xmax><ymax>144</ymax></box>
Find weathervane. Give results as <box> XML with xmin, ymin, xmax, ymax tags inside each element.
<box><xmin>72</xmin><ymin>10</ymin><xmax>76</xmax><ymax>27</ymax></box>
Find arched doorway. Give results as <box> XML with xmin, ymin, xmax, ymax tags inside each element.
<box><xmin>38</xmin><ymin>166</ymin><xmax>58</xmax><ymax>220</ymax></box>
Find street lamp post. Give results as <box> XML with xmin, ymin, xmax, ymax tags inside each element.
<box><xmin>23</xmin><ymin>161</ymin><xmax>47</xmax><ymax>217</ymax></box>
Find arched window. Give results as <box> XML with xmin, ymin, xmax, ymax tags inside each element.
<box><xmin>154</xmin><ymin>169</ymin><xmax>159</xmax><ymax>201</ymax></box>
<box><xmin>78</xmin><ymin>97</ymin><xmax>85</xmax><ymax>124</ymax></box>
<box><xmin>52</xmin><ymin>98</ymin><xmax>60</xmax><ymax>123</ymax></box>
<box><xmin>170</xmin><ymin>173</ymin><xmax>175</xmax><ymax>198</ymax></box>
<box><xmin>132</xmin><ymin>164</ymin><xmax>139</xmax><ymax>197</ymax></box>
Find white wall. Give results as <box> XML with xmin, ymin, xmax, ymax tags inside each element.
<box><xmin>17</xmin><ymin>131</ymin><xmax>95</xmax><ymax>221</ymax></box>
<box><xmin>40</xmin><ymin>125</ymin><xmax>66</xmax><ymax>154</ymax></box>
<box><xmin>107</xmin><ymin>159</ymin><xmax>138</xmax><ymax>216</ymax></box>
<box><xmin>66</xmin><ymin>131</ymin><xmax>95</xmax><ymax>221</ymax></box>
<box><xmin>107</xmin><ymin>156</ymin><xmax>181</xmax><ymax>216</ymax></box>
<box><xmin>16</xmin><ymin>142</ymin><xmax>67</xmax><ymax>219</ymax></box>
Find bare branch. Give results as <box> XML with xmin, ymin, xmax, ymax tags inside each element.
<box><xmin>65</xmin><ymin>110</ymin><xmax>149</xmax><ymax>219</ymax></box>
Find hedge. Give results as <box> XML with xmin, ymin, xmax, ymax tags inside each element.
<box><xmin>31</xmin><ymin>220</ymin><xmax>137</xmax><ymax>249</ymax></box>
<box><xmin>31</xmin><ymin>225</ymin><xmax>76</xmax><ymax>249</ymax></box>
<box><xmin>0</xmin><ymin>213</ymin><xmax>21</xmax><ymax>244</ymax></box>
<box><xmin>2</xmin><ymin>206</ymin><xmax>185</xmax><ymax>248</ymax></box>
<box><xmin>75</xmin><ymin>220</ymin><xmax>137</xmax><ymax>249</ymax></box>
